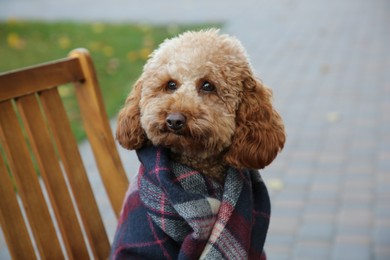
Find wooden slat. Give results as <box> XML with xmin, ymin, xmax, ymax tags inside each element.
<box><xmin>16</xmin><ymin>94</ymin><xmax>89</xmax><ymax>260</ymax></box>
<box><xmin>0</xmin><ymin>58</ymin><xmax>83</xmax><ymax>102</ymax></box>
<box><xmin>0</xmin><ymin>151</ymin><xmax>37</xmax><ymax>259</ymax></box>
<box><xmin>0</xmin><ymin>100</ymin><xmax>63</xmax><ymax>259</ymax></box>
<box><xmin>40</xmin><ymin>88</ymin><xmax>110</xmax><ymax>259</ymax></box>
<box><xmin>70</xmin><ymin>49</ymin><xmax>129</xmax><ymax>217</ymax></box>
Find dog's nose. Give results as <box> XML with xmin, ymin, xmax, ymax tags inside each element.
<box><xmin>166</xmin><ymin>113</ymin><xmax>186</xmax><ymax>131</ymax></box>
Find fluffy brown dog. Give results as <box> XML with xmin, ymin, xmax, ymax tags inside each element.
<box><xmin>116</xmin><ymin>29</ymin><xmax>285</xmax><ymax>182</ymax></box>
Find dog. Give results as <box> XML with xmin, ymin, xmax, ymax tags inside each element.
<box><xmin>112</xmin><ymin>29</ymin><xmax>285</xmax><ymax>259</ymax></box>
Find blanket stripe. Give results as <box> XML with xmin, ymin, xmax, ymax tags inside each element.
<box><xmin>111</xmin><ymin>146</ymin><xmax>270</xmax><ymax>259</ymax></box>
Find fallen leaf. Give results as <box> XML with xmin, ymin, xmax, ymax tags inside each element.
<box><xmin>325</xmin><ymin>111</ymin><xmax>341</xmax><ymax>123</ymax></box>
<box><xmin>267</xmin><ymin>178</ymin><xmax>284</xmax><ymax>191</ymax></box>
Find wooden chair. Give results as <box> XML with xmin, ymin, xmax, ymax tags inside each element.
<box><xmin>0</xmin><ymin>49</ymin><xmax>129</xmax><ymax>259</ymax></box>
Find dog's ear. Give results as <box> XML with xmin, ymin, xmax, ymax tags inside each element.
<box><xmin>225</xmin><ymin>76</ymin><xmax>285</xmax><ymax>169</ymax></box>
<box><xmin>116</xmin><ymin>79</ymin><xmax>147</xmax><ymax>150</ymax></box>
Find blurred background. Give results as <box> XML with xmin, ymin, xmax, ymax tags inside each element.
<box><xmin>1</xmin><ymin>0</ymin><xmax>389</xmax><ymax>259</ymax></box>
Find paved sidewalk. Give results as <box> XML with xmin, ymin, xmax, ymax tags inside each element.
<box><xmin>1</xmin><ymin>0</ymin><xmax>389</xmax><ymax>259</ymax></box>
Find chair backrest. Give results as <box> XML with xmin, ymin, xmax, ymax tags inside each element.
<box><xmin>0</xmin><ymin>49</ymin><xmax>129</xmax><ymax>259</ymax></box>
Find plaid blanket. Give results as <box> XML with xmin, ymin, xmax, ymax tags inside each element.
<box><xmin>111</xmin><ymin>146</ymin><xmax>270</xmax><ymax>259</ymax></box>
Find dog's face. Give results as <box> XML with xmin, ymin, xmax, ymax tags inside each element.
<box><xmin>117</xmin><ymin>29</ymin><xmax>285</xmax><ymax>169</ymax></box>
<box><xmin>138</xmin><ymin>31</ymin><xmax>246</xmax><ymax>158</ymax></box>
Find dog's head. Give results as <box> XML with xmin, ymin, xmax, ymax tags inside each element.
<box><xmin>116</xmin><ymin>29</ymin><xmax>285</xmax><ymax>169</ymax></box>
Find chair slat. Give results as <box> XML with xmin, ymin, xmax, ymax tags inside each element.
<box><xmin>70</xmin><ymin>49</ymin><xmax>129</xmax><ymax>217</ymax></box>
<box><xmin>0</xmin><ymin>100</ymin><xmax>63</xmax><ymax>259</ymax></box>
<box><xmin>39</xmin><ymin>88</ymin><xmax>110</xmax><ymax>259</ymax></box>
<box><xmin>0</xmin><ymin>153</ymin><xmax>37</xmax><ymax>260</ymax></box>
<box><xmin>0</xmin><ymin>58</ymin><xmax>84</xmax><ymax>102</ymax></box>
<box><xmin>16</xmin><ymin>94</ymin><xmax>90</xmax><ymax>259</ymax></box>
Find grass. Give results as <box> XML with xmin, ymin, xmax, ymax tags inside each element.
<box><xmin>0</xmin><ymin>20</ymin><xmax>220</xmax><ymax>141</ymax></box>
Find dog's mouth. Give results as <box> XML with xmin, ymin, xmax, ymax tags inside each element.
<box><xmin>156</xmin><ymin>129</ymin><xmax>192</xmax><ymax>152</ymax></box>
<box><xmin>163</xmin><ymin>125</ymin><xmax>187</xmax><ymax>136</ymax></box>
<box><xmin>159</xmin><ymin>125</ymin><xmax>191</xmax><ymax>142</ymax></box>
<box><xmin>152</xmin><ymin>122</ymin><xmax>210</xmax><ymax>153</ymax></box>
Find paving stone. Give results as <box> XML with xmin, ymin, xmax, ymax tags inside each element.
<box><xmin>373</xmin><ymin>225</ymin><xmax>390</xmax><ymax>247</ymax></box>
<box><xmin>374</xmin><ymin>246</ymin><xmax>390</xmax><ymax>260</ymax></box>
<box><xmin>269</xmin><ymin>216</ymin><xmax>300</xmax><ymax>234</ymax></box>
<box><xmin>337</xmin><ymin>209</ymin><xmax>374</xmax><ymax>227</ymax></box>
<box><xmin>292</xmin><ymin>240</ymin><xmax>331</xmax><ymax>260</ymax></box>
<box><xmin>266</xmin><ymin>233</ymin><xmax>295</xmax><ymax>246</ymax></box>
<box><xmin>331</xmin><ymin>243</ymin><xmax>372</xmax><ymax>260</ymax></box>
<box><xmin>301</xmin><ymin>211</ymin><xmax>337</xmax><ymax>223</ymax></box>
<box><xmin>337</xmin><ymin>225</ymin><xmax>372</xmax><ymax>237</ymax></box>
<box><xmin>304</xmin><ymin>201</ymin><xmax>339</xmax><ymax>217</ymax></box>
<box><xmin>298</xmin><ymin>219</ymin><xmax>335</xmax><ymax>240</ymax></box>
<box><xmin>272</xmin><ymin>200</ymin><xmax>306</xmax><ymax>218</ymax></box>
<box><xmin>0</xmin><ymin>228</ymin><xmax>10</xmax><ymax>260</ymax></box>
<box><xmin>264</xmin><ymin>243</ymin><xmax>291</xmax><ymax>260</ymax></box>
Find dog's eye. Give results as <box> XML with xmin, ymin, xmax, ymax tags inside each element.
<box><xmin>166</xmin><ymin>81</ymin><xmax>177</xmax><ymax>91</ymax></box>
<box><xmin>201</xmin><ymin>81</ymin><xmax>216</xmax><ymax>93</ymax></box>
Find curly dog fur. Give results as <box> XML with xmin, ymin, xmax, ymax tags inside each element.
<box><xmin>116</xmin><ymin>29</ymin><xmax>285</xmax><ymax>182</ymax></box>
